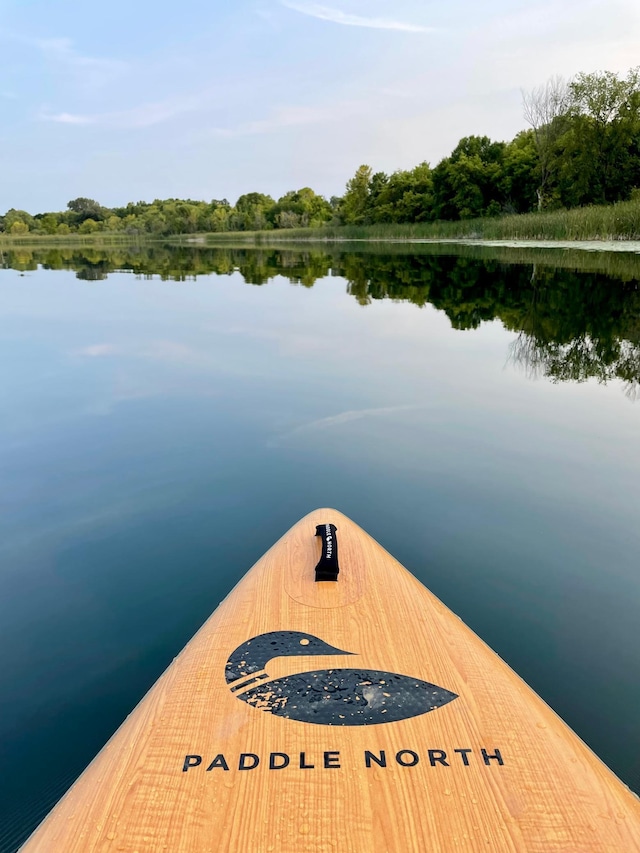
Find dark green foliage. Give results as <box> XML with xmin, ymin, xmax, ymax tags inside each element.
<box><xmin>234</xmin><ymin>193</ymin><xmax>275</xmax><ymax>231</ymax></box>
<box><xmin>67</xmin><ymin>197</ymin><xmax>108</xmax><ymax>224</ymax></box>
<box><xmin>552</xmin><ymin>69</ymin><xmax>640</xmax><ymax>207</ymax></box>
<box><xmin>367</xmin><ymin>163</ymin><xmax>434</xmax><ymax>223</ymax></box>
<box><xmin>501</xmin><ymin>132</ymin><xmax>540</xmax><ymax>213</ymax></box>
<box><xmin>340</xmin><ymin>165</ymin><xmax>372</xmax><ymax>224</ymax></box>
<box><xmin>270</xmin><ymin>188</ymin><xmax>333</xmax><ymax>228</ymax></box>
<box><xmin>433</xmin><ymin>136</ymin><xmax>507</xmax><ymax>219</ymax></box>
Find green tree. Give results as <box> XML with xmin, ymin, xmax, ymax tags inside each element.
<box><xmin>67</xmin><ymin>197</ymin><xmax>107</xmax><ymax>223</ymax></box>
<box><xmin>368</xmin><ymin>163</ymin><xmax>434</xmax><ymax>223</ymax></box>
<box><xmin>210</xmin><ymin>206</ymin><xmax>230</xmax><ymax>232</ymax></box>
<box><xmin>433</xmin><ymin>137</ymin><xmax>507</xmax><ymax>219</ymax></box>
<box><xmin>341</xmin><ymin>165</ymin><xmax>372</xmax><ymax>224</ymax></box>
<box><xmin>367</xmin><ymin>171</ymin><xmax>389</xmax><ymax>218</ymax></box>
<box><xmin>502</xmin><ymin>131</ymin><xmax>539</xmax><ymax>213</ymax></box>
<box><xmin>3</xmin><ymin>209</ymin><xmax>35</xmax><ymax>232</ymax></box>
<box><xmin>271</xmin><ymin>187</ymin><xmax>332</xmax><ymax>228</ymax></box>
<box><xmin>234</xmin><ymin>192</ymin><xmax>275</xmax><ymax>231</ymax></box>
<box><xmin>105</xmin><ymin>215</ymin><xmax>123</xmax><ymax>231</ymax></box>
<box><xmin>79</xmin><ymin>218</ymin><xmax>100</xmax><ymax>234</ymax></box>
<box><xmin>39</xmin><ymin>213</ymin><xmax>60</xmax><ymax>235</ymax></box>
<box><xmin>558</xmin><ymin>69</ymin><xmax>640</xmax><ymax>205</ymax></box>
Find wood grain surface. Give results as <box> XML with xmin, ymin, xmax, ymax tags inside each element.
<box><xmin>21</xmin><ymin>509</ymin><xmax>640</xmax><ymax>852</ymax></box>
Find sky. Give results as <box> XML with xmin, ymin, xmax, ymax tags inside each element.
<box><xmin>1</xmin><ymin>0</ymin><xmax>639</xmax><ymax>212</ymax></box>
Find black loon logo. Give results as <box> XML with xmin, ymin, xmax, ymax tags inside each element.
<box><xmin>225</xmin><ymin>631</ymin><xmax>458</xmax><ymax>725</ymax></box>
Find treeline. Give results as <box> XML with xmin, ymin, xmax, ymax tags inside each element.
<box><xmin>2</xmin><ymin>69</ymin><xmax>639</xmax><ymax>237</ymax></box>
<box><xmin>0</xmin><ymin>190</ymin><xmax>336</xmax><ymax>238</ymax></box>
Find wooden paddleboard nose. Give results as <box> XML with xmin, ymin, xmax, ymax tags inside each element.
<box><xmin>284</xmin><ymin>509</ymin><xmax>365</xmax><ymax>608</ymax></box>
<box><xmin>18</xmin><ymin>507</ymin><xmax>640</xmax><ymax>852</ymax></box>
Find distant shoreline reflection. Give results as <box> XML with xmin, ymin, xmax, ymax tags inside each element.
<box><xmin>2</xmin><ymin>243</ymin><xmax>639</xmax><ymax>398</ymax></box>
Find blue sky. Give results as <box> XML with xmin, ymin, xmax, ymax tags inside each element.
<box><xmin>1</xmin><ymin>0</ymin><xmax>638</xmax><ymax>211</ymax></box>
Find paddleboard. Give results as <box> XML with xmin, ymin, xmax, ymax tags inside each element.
<box><xmin>20</xmin><ymin>509</ymin><xmax>640</xmax><ymax>851</ymax></box>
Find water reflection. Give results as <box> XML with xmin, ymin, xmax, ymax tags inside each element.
<box><xmin>2</xmin><ymin>243</ymin><xmax>639</xmax><ymax>396</ymax></box>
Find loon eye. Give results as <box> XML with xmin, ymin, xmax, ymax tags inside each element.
<box><xmin>299</xmin><ymin>639</ymin><xmax>310</xmax><ymax>646</ymax></box>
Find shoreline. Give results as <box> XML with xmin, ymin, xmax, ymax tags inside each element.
<box><xmin>188</xmin><ymin>236</ymin><xmax>640</xmax><ymax>254</ymax></box>
<box><xmin>3</xmin><ymin>234</ymin><xmax>640</xmax><ymax>257</ymax></box>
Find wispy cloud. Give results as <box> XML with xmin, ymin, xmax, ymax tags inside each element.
<box><xmin>0</xmin><ymin>30</ymin><xmax>126</xmax><ymax>87</ymax></box>
<box><xmin>2</xmin><ymin>30</ymin><xmax>126</xmax><ymax>73</ymax></box>
<box><xmin>45</xmin><ymin>111</ymin><xmax>95</xmax><ymax>125</ymax></box>
<box><xmin>280</xmin><ymin>1</ymin><xmax>434</xmax><ymax>33</ymax></box>
<box><xmin>31</xmin><ymin>36</ymin><xmax>126</xmax><ymax>72</ymax></box>
<box><xmin>40</xmin><ymin>92</ymin><xmax>207</xmax><ymax>129</ymax></box>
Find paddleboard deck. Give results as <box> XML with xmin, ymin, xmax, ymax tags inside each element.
<box><xmin>20</xmin><ymin>509</ymin><xmax>640</xmax><ymax>851</ymax></box>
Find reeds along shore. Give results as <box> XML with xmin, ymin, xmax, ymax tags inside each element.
<box><xmin>2</xmin><ymin>199</ymin><xmax>640</xmax><ymax>249</ymax></box>
<box><xmin>197</xmin><ymin>198</ymin><xmax>640</xmax><ymax>244</ymax></box>
<box><xmin>0</xmin><ymin>233</ymin><xmax>145</xmax><ymax>248</ymax></box>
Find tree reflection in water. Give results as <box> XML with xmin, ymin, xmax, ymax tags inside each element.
<box><xmin>2</xmin><ymin>243</ymin><xmax>639</xmax><ymax>396</ymax></box>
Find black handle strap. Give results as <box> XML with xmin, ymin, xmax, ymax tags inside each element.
<box><xmin>315</xmin><ymin>523</ymin><xmax>340</xmax><ymax>582</ymax></box>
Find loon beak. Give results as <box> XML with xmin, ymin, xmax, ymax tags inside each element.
<box><xmin>324</xmin><ymin>645</ymin><xmax>356</xmax><ymax>656</ymax></box>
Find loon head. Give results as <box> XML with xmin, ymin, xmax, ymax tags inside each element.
<box><xmin>225</xmin><ymin>630</ymin><xmax>354</xmax><ymax>684</ymax></box>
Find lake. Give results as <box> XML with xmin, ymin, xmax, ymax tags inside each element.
<box><xmin>1</xmin><ymin>242</ymin><xmax>639</xmax><ymax>850</ymax></box>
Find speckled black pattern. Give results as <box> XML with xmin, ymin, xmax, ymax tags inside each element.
<box><xmin>225</xmin><ymin>631</ymin><xmax>353</xmax><ymax>685</ymax></box>
<box><xmin>225</xmin><ymin>630</ymin><xmax>457</xmax><ymax>726</ymax></box>
<box><xmin>237</xmin><ymin>669</ymin><xmax>458</xmax><ymax>725</ymax></box>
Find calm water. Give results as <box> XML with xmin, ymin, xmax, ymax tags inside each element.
<box><xmin>1</xmin><ymin>244</ymin><xmax>639</xmax><ymax>850</ymax></box>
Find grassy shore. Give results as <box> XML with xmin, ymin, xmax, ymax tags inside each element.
<box><xmin>196</xmin><ymin>197</ymin><xmax>640</xmax><ymax>244</ymax></box>
<box><xmin>3</xmin><ymin>199</ymin><xmax>640</xmax><ymax>248</ymax></box>
<box><xmin>0</xmin><ymin>233</ymin><xmax>148</xmax><ymax>248</ymax></box>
